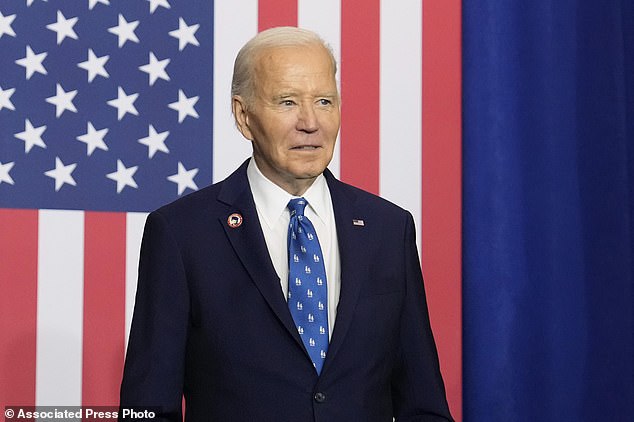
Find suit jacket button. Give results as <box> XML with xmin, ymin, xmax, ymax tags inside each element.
<box><xmin>313</xmin><ymin>392</ymin><xmax>326</xmax><ymax>403</ymax></box>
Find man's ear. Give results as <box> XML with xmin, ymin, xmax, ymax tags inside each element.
<box><xmin>232</xmin><ymin>95</ymin><xmax>254</xmax><ymax>141</ymax></box>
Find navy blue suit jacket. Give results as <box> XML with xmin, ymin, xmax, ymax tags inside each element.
<box><xmin>120</xmin><ymin>160</ymin><xmax>452</xmax><ymax>422</ymax></box>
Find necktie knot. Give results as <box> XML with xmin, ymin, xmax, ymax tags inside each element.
<box><xmin>288</xmin><ymin>197</ymin><xmax>308</xmax><ymax>217</ymax></box>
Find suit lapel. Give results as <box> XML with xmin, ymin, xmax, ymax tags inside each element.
<box><xmin>322</xmin><ymin>170</ymin><xmax>369</xmax><ymax>371</ymax></box>
<box><xmin>218</xmin><ymin>161</ymin><xmax>305</xmax><ymax>350</ymax></box>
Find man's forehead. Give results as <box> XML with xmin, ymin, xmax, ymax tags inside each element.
<box><xmin>255</xmin><ymin>44</ymin><xmax>333</xmax><ymax>70</ymax></box>
<box><xmin>252</xmin><ymin>46</ymin><xmax>337</xmax><ymax>90</ymax></box>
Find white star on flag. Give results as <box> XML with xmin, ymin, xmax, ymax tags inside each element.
<box><xmin>108</xmin><ymin>14</ymin><xmax>140</xmax><ymax>48</ymax></box>
<box><xmin>15</xmin><ymin>46</ymin><xmax>48</xmax><ymax>80</ymax></box>
<box><xmin>44</xmin><ymin>157</ymin><xmax>77</xmax><ymax>191</ymax></box>
<box><xmin>0</xmin><ymin>86</ymin><xmax>16</xmax><ymax>111</ymax></box>
<box><xmin>168</xmin><ymin>89</ymin><xmax>199</xmax><ymax>123</ymax></box>
<box><xmin>15</xmin><ymin>119</ymin><xmax>47</xmax><ymax>153</ymax></box>
<box><xmin>147</xmin><ymin>0</ymin><xmax>170</xmax><ymax>14</ymax></box>
<box><xmin>107</xmin><ymin>86</ymin><xmax>139</xmax><ymax>120</ymax></box>
<box><xmin>0</xmin><ymin>161</ymin><xmax>15</xmax><ymax>185</ymax></box>
<box><xmin>167</xmin><ymin>161</ymin><xmax>199</xmax><ymax>195</ymax></box>
<box><xmin>88</xmin><ymin>0</ymin><xmax>110</xmax><ymax>10</ymax></box>
<box><xmin>77</xmin><ymin>49</ymin><xmax>110</xmax><ymax>82</ymax></box>
<box><xmin>169</xmin><ymin>17</ymin><xmax>200</xmax><ymax>51</ymax></box>
<box><xmin>139</xmin><ymin>52</ymin><xmax>170</xmax><ymax>86</ymax></box>
<box><xmin>107</xmin><ymin>159</ymin><xmax>138</xmax><ymax>193</ymax></box>
<box><xmin>77</xmin><ymin>122</ymin><xmax>109</xmax><ymax>156</ymax></box>
<box><xmin>0</xmin><ymin>11</ymin><xmax>16</xmax><ymax>38</ymax></box>
<box><xmin>138</xmin><ymin>125</ymin><xmax>170</xmax><ymax>158</ymax></box>
<box><xmin>46</xmin><ymin>83</ymin><xmax>78</xmax><ymax>117</ymax></box>
<box><xmin>26</xmin><ymin>0</ymin><xmax>48</xmax><ymax>6</ymax></box>
<box><xmin>46</xmin><ymin>10</ymin><xmax>79</xmax><ymax>45</ymax></box>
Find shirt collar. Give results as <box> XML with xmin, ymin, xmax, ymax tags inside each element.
<box><xmin>247</xmin><ymin>157</ymin><xmax>329</xmax><ymax>229</ymax></box>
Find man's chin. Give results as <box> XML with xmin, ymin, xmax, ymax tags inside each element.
<box><xmin>291</xmin><ymin>157</ymin><xmax>332</xmax><ymax>177</ymax></box>
<box><xmin>292</xmin><ymin>167</ymin><xmax>328</xmax><ymax>181</ymax></box>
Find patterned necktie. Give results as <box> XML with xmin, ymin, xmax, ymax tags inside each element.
<box><xmin>287</xmin><ymin>197</ymin><xmax>329</xmax><ymax>374</ymax></box>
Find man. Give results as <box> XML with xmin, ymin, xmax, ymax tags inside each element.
<box><xmin>120</xmin><ymin>26</ymin><xmax>453</xmax><ymax>421</ymax></box>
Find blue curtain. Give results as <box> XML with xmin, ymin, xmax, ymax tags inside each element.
<box><xmin>463</xmin><ymin>1</ymin><xmax>633</xmax><ymax>421</ymax></box>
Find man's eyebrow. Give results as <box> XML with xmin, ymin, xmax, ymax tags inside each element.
<box><xmin>271</xmin><ymin>92</ymin><xmax>339</xmax><ymax>101</ymax></box>
<box><xmin>272</xmin><ymin>93</ymin><xmax>297</xmax><ymax>100</ymax></box>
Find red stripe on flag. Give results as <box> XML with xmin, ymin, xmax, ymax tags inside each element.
<box><xmin>340</xmin><ymin>0</ymin><xmax>381</xmax><ymax>194</ymax></box>
<box><xmin>0</xmin><ymin>209</ymin><xmax>38</xmax><ymax>408</ymax></box>
<box><xmin>82</xmin><ymin>212</ymin><xmax>126</xmax><ymax>406</ymax></box>
<box><xmin>422</xmin><ymin>0</ymin><xmax>463</xmax><ymax>420</ymax></box>
<box><xmin>258</xmin><ymin>0</ymin><xmax>298</xmax><ymax>30</ymax></box>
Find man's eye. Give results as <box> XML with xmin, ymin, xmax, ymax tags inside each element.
<box><xmin>318</xmin><ymin>99</ymin><xmax>332</xmax><ymax>106</ymax></box>
<box><xmin>281</xmin><ymin>100</ymin><xmax>295</xmax><ymax>106</ymax></box>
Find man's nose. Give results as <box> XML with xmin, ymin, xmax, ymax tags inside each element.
<box><xmin>297</xmin><ymin>104</ymin><xmax>318</xmax><ymax>132</ymax></box>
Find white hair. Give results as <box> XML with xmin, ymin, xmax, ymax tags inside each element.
<box><xmin>231</xmin><ymin>26</ymin><xmax>338</xmax><ymax>107</ymax></box>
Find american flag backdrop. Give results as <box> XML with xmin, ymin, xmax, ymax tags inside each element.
<box><xmin>0</xmin><ymin>0</ymin><xmax>461</xmax><ymax>419</ymax></box>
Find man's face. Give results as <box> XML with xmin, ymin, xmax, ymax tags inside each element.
<box><xmin>233</xmin><ymin>43</ymin><xmax>340</xmax><ymax>195</ymax></box>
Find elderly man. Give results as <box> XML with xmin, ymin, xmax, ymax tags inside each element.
<box><xmin>120</xmin><ymin>26</ymin><xmax>453</xmax><ymax>422</ymax></box>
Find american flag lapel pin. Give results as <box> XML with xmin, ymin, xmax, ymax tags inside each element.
<box><xmin>352</xmin><ymin>219</ymin><xmax>365</xmax><ymax>226</ymax></box>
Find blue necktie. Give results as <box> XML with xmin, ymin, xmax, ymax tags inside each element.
<box><xmin>287</xmin><ymin>198</ymin><xmax>329</xmax><ymax>374</ymax></box>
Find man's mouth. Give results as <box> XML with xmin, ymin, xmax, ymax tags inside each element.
<box><xmin>291</xmin><ymin>145</ymin><xmax>319</xmax><ymax>150</ymax></box>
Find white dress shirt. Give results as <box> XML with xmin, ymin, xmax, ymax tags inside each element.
<box><xmin>247</xmin><ymin>158</ymin><xmax>341</xmax><ymax>338</ymax></box>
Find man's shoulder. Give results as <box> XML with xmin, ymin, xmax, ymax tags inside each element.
<box><xmin>152</xmin><ymin>160</ymin><xmax>250</xmax><ymax>222</ymax></box>
<box><xmin>326</xmin><ymin>172</ymin><xmax>411</xmax><ymax>219</ymax></box>
<box><xmin>155</xmin><ymin>181</ymin><xmax>223</xmax><ymax>218</ymax></box>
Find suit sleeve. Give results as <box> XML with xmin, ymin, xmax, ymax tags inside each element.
<box><xmin>119</xmin><ymin>211</ymin><xmax>189</xmax><ymax>422</ymax></box>
<box><xmin>391</xmin><ymin>212</ymin><xmax>454</xmax><ymax>422</ymax></box>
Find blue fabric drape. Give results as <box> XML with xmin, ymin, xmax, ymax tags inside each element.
<box><xmin>463</xmin><ymin>1</ymin><xmax>634</xmax><ymax>421</ymax></box>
